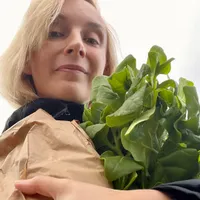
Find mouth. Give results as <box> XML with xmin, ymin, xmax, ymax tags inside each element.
<box><xmin>56</xmin><ymin>64</ymin><xmax>88</xmax><ymax>74</ymax></box>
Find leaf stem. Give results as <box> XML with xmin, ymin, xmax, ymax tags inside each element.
<box><xmin>141</xmin><ymin>171</ymin><xmax>146</xmax><ymax>189</ymax></box>
<box><xmin>120</xmin><ymin>176</ymin><xmax>126</xmax><ymax>189</ymax></box>
<box><xmin>106</xmin><ymin>141</ymin><xmax>123</xmax><ymax>156</ymax></box>
<box><xmin>112</xmin><ymin>128</ymin><xmax>123</xmax><ymax>156</ymax></box>
<box><xmin>124</xmin><ymin>172</ymin><xmax>138</xmax><ymax>190</ymax></box>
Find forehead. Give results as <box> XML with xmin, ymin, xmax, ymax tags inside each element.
<box><xmin>57</xmin><ymin>0</ymin><xmax>106</xmax><ymax>28</ymax></box>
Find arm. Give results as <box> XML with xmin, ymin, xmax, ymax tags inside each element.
<box><xmin>117</xmin><ymin>189</ymin><xmax>171</xmax><ymax>200</ymax></box>
<box><xmin>15</xmin><ymin>176</ymin><xmax>171</xmax><ymax>200</ymax></box>
<box><xmin>117</xmin><ymin>179</ymin><xmax>200</xmax><ymax>200</ymax></box>
<box><xmin>15</xmin><ymin>176</ymin><xmax>200</xmax><ymax>200</ymax></box>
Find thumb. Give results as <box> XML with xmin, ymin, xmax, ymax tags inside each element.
<box><xmin>15</xmin><ymin>176</ymin><xmax>66</xmax><ymax>199</ymax></box>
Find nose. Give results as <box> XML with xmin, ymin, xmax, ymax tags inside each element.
<box><xmin>63</xmin><ymin>32</ymin><xmax>86</xmax><ymax>58</ymax></box>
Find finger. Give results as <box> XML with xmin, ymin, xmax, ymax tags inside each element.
<box><xmin>15</xmin><ymin>176</ymin><xmax>66</xmax><ymax>198</ymax></box>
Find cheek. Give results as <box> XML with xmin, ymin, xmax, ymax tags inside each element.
<box><xmin>30</xmin><ymin>57</ymin><xmax>45</xmax><ymax>78</ymax></box>
<box><xmin>29</xmin><ymin>54</ymin><xmax>51</xmax><ymax>91</ymax></box>
<box><xmin>31</xmin><ymin>47</ymin><xmax>53</xmax><ymax>75</ymax></box>
<box><xmin>89</xmin><ymin>49</ymin><xmax>107</xmax><ymax>77</ymax></box>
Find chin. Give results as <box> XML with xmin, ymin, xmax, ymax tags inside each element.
<box><xmin>56</xmin><ymin>90</ymin><xmax>90</xmax><ymax>104</ymax></box>
<box><xmin>61</xmin><ymin>82</ymin><xmax>91</xmax><ymax>104</ymax></box>
<box><xmin>39</xmin><ymin>82</ymin><xmax>91</xmax><ymax>104</ymax></box>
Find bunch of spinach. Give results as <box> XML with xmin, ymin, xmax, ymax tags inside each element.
<box><xmin>80</xmin><ymin>45</ymin><xmax>200</xmax><ymax>190</ymax></box>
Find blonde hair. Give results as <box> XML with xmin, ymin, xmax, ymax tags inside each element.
<box><xmin>0</xmin><ymin>0</ymin><xmax>118</xmax><ymax>108</ymax></box>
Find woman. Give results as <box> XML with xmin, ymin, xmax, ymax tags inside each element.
<box><xmin>0</xmin><ymin>0</ymin><xmax>200</xmax><ymax>199</ymax></box>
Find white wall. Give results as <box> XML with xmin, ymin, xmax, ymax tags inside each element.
<box><xmin>0</xmin><ymin>0</ymin><xmax>200</xmax><ymax>132</ymax></box>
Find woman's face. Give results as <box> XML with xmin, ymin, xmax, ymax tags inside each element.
<box><xmin>25</xmin><ymin>0</ymin><xmax>108</xmax><ymax>103</ymax></box>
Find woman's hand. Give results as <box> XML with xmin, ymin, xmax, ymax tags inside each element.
<box><xmin>15</xmin><ymin>176</ymin><xmax>118</xmax><ymax>200</ymax></box>
<box><xmin>15</xmin><ymin>176</ymin><xmax>171</xmax><ymax>200</ymax></box>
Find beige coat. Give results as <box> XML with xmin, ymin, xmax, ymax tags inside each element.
<box><xmin>0</xmin><ymin>109</ymin><xmax>111</xmax><ymax>200</ymax></box>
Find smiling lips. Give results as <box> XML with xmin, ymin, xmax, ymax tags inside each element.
<box><xmin>57</xmin><ymin>64</ymin><xmax>88</xmax><ymax>74</ymax></box>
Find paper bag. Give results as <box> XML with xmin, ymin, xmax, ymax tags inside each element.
<box><xmin>0</xmin><ymin>109</ymin><xmax>111</xmax><ymax>199</ymax></box>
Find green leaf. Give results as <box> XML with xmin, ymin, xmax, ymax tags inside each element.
<box><xmin>116</xmin><ymin>55</ymin><xmax>138</xmax><ymax>75</ymax></box>
<box><xmin>158</xmin><ymin>139</ymin><xmax>181</xmax><ymax>159</ymax></box>
<box><xmin>150</xmin><ymin>149</ymin><xmax>199</xmax><ymax>187</ymax></box>
<box><xmin>124</xmin><ymin>172</ymin><xmax>138</xmax><ymax>190</ymax></box>
<box><xmin>101</xmin><ymin>150</ymin><xmax>115</xmax><ymax>157</ymax></box>
<box><xmin>101</xmin><ymin>153</ymin><xmax>143</xmax><ymax>182</ymax></box>
<box><xmin>148</xmin><ymin>45</ymin><xmax>167</xmax><ymax>65</ymax></box>
<box><xmin>125</xmin><ymin>78</ymin><xmax>142</xmax><ymax>100</ymax></box>
<box><xmin>177</xmin><ymin>78</ymin><xmax>194</xmax><ymax>108</ymax></box>
<box><xmin>158</xmin><ymin>89</ymin><xmax>174</xmax><ymax>106</ymax></box>
<box><xmin>179</xmin><ymin>86</ymin><xmax>200</xmax><ymax>135</ymax></box>
<box><xmin>147</xmin><ymin>51</ymin><xmax>159</xmax><ymax>87</ymax></box>
<box><xmin>91</xmin><ymin>102</ymin><xmax>107</xmax><ymax>123</ymax></box>
<box><xmin>181</xmin><ymin>117</ymin><xmax>200</xmax><ymax>136</ymax></box>
<box><xmin>143</xmin><ymin>86</ymin><xmax>157</xmax><ymax>108</ymax></box>
<box><xmin>91</xmin><ymin>76</ymin><xmax>111</xmax><ymax>101</ymax></box>
<box><xmin>155</xmin><ymin>58</ymin><xmax>174</xmax><ymax>76</ymax></box>
<box><xmin>106</xmin><ymin>85</ymin><xmax>146</xmax><ymax>127</ymax></box>
<box><xmin>184</xmin><ymin>86</ymin><xmax>200</xmax><ymax>119</ymax></box>
<box><xmin>125</xmin><ymin>107</ymin><xmax>156</xmax><ymax>136</ymax></box>
<box><xmin>125</xmin><ymin>72</ymin><xmax>151</xmax><ymax>100</ymax></box>
<box><xmin>90</xmin><ymin>124</ymin><xmax>110</xmax><ymax>151</ymax></box>
<box><xmin>137</xmin><ymin>64</ymin><xmax>151</xmax><ymax>80</ymax></box>
<box><xmin>157</xmin><ymin>79</ymin><xmax>177</xmax><ymax>94</ymax></box>
<box><xmin>79</xmin><ymin>121</ymin><xmax>93</xmax><ymax>130</ymax></box>
<box><xmin>82</xmin><ymin>104</ymin><xmax>92</xmax><ymax>122</ymax></box>
<box><xmin>147</xmin><ymin>51</ymin><xmax>159</xmax><ymax>74</ymax></box>
<box><xmin>95</xmin><ymin>86</ymin><xmax>121</xmax><ymax>110</ymax></box>
<box><xmin>108</xmin><ymin>67</ymin><xmax>131</xmax><ymax>96</ymax></box>
<box><xmin>159</xmin><ymin>106</ymin><xmax>182</xmax><ymax>142</ymax></box>
<box><xmin>121</xmin><ymin>107</ymin><xmax>158</xmax><ymax>169</ymax></box>
<box><xmin>181</xmin><ymin>129</ymin><xmax>200</xmax><ymax>149</ymax></box>
<box><xmin>86</xmin><ymin>124</ymin><xmax>107</xmax><ymax>139</ymax></box>
<box><xmin>100</xmin><ymin>105</ymin><xmax>114</xmax><ymax>123</ymax></box>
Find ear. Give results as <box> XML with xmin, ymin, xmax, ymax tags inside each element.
<box><xmin>23</xmin><ymin>62</ymin><xmax>32</xmax><ymax>75</ymax></box>
<box><xmin>103</xmin><ymin>64</ymin><xmax>110</xmax><ymax>76</ymax></box>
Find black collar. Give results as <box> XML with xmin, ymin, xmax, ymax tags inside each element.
<box><xmin>3</xmin><ymin>98</ymin><xmax>84</xmax><ymax>132</ymax></box>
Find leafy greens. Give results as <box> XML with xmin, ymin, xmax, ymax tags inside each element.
<box><xmin>80</xmin><ymin>45</ymin><xmax>200</xmax><ymax>190</ymax></box>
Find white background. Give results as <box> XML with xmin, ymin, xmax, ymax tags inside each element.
<box><xmin>0</xmin><ymin>0</ymin><xmax>200</xmax><ymax>132</ymax></box>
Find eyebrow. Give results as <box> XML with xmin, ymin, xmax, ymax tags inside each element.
<box><xmin>52</xmin><ymin>14</ymin><xmax>106</xmax><ymax>33</ymax></box>
<box><xmin>86</xmin><ymin>22</ymin><xmax>105</xmax><ymax>32</ymax></box>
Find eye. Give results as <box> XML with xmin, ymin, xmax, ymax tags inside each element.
<box><xmin>48</xmin><ymin>31</ymin><xmax>64</xmax><ymax>39</ymax></box>
<box><xmin>84</xmin><ymin>38</ymin><xmax>100</xmax><ymax>46</ymax></box>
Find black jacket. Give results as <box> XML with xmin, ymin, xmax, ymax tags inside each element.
<box><xmin>3</xmin><ymin>98</ymin><xmax>200</xmax><ymax>200</ymax></box>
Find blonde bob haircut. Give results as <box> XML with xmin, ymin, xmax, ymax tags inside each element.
<box><xmin>0</xmin><ymin>0</ymin><xmax>118</xmax><ymax>108</ymax></box>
